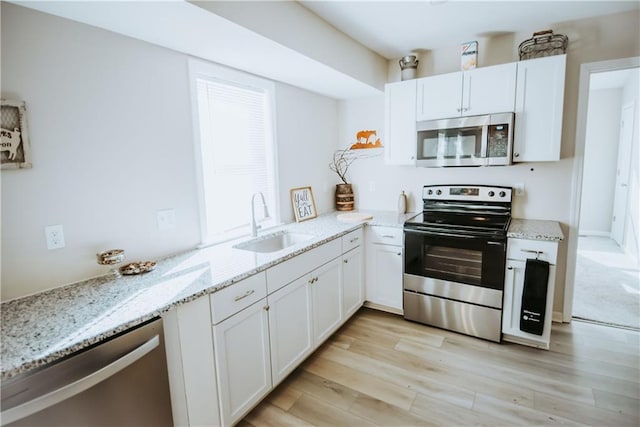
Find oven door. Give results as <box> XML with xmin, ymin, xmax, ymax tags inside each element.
<box><xmin>404</xmin><ymin>228</ymin><xmax>506</xmax><ymax>291</ymax></box>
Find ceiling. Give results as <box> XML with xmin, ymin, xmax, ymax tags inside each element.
<box><xmin>299</xmin><ymin>1</ymin><xmax>640</xmax><ymax>59</ymax></box>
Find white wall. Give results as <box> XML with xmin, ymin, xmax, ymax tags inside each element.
<box><xmin>0</xmin><ymin>3</ymin><xmax>339</xmax><ymax>300</ymax></box>
<box><xmin>340</xmin><ymin>10</ymin><xmax>640</xmax><ymax>316</ymax></box>
<box><xmin>579</xmin><ymin>88</ymin><xmax>622</xmax><ymax>235</ymax></box>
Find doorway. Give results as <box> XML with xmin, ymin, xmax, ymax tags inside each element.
<box><xmin>565</xmin><ymin>57</ymin><xmax>640</xmax><ymax>329</ymax></box>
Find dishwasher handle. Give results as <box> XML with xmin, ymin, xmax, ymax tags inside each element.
<box><xmin>1</xmin><ymin>334</ymin><xmax>160</xmax><ymax>425</ymax></box>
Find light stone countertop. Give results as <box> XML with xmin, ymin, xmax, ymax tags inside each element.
<box><xmin>3</xmin><ymin>211</ymin><xmax>400</xmax><ymax>381</ymax></box>
<box><xmin>508</xmin><ymin>218</ymin><xmax>564</xmax><ymax>241</ymax></box>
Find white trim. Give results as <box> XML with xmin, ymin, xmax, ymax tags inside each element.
<box><xmin>552</xmin><ymin>311</ymin><xmax>564</xmax><ymax>323</ymax></box>
<box><xmin>187</xmin><ymin>57</ymin><xmax>281</xmax><ymax>245</ymax></box>
<box><xmin>577</xmin><ymin>230</ymin><xmax>611</xmax><ymax>238</ymax></box>
<box><xmin>564</xmin><ymin>56</ymin><xmax>640</xmax><ymax>324</ymax></box>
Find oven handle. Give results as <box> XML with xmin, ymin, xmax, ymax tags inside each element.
<box><xmin>404</xmin><ymin>228</ymin><xmax>505</xmax><ymax>243</ymax></box>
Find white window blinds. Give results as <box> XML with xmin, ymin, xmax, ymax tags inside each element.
<box><xmin>195</xmin><ymin>75</ymin><xmax>277</xmax><ymax>241</ymax></box>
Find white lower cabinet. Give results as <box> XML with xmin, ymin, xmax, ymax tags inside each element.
<box><xmin>365</xmin><ymin>226</ymin><xmax>404</xmax><ymax>313</ymax></box>
<box><xmin>342</xmin><ymin>246</ymin><xmax>364</xmax><ymax>319</ymax></box>
<box><xmin>268</xmin><ymin>256</ymin><xmax>343</xmax><ymax>386</ymax></box>
<box><xmin>311</xmin><ymin>257</ymin><xmax>343</xmax><ymax>344</ymax></box>
<box><xmin>163</xmin><ymin>297</ymin><xmax>220</xmax><ymax>427</ymax></box>
<box><xmin>268</xmin><ymin>274</ymin><xmax>313</xmax><ymax>386</ymax></box>
<box><xmin>164</xmin><ymin>227</ymin><xmax>365</xmax><ymax>426</ymax></box>
<box><xmin>212</xmin><ymin>299</ymin><xmax>272</xmax><ymax>426</ymax></box>
<box><xmin>502</xmin><ymin>238</ymin><xmax>559</xmax><ymax>349</ymax></box>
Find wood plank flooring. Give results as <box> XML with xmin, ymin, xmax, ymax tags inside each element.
<box><xmin>242</xmin><ymin>308</ymin><xmax>640</xmax><ymax>426</ymax></box>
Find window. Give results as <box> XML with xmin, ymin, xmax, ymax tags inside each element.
<box><xmin>190</xmin><ymin>60</ymin><xmax>279</xmax><ymax>244</ymax></box>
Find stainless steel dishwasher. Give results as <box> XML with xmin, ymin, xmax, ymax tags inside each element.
<box><xmin>1</xmin><ymin>318</ymin><xmax>173</xmax><ymax>426</ymax></box>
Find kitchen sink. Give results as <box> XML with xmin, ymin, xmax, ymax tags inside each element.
<box><xmin>233</xmin><ymin>231</ymin><xmax>314</xmax><ymax>253</ymax></box>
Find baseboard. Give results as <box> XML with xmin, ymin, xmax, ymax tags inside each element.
<box><xmin>578</xmin><ymin>230</ymin><xmax>610</xmax><ymax>237</ymax></box>
<box><xmin>363</xmin><ymin>301</ymin><xmax>403</xmax><ymax>315</ymax></box>
<box><xmin>552</xmin><ymin>311</ymin><xmax>564</xmax><ymax>323</ymax></box>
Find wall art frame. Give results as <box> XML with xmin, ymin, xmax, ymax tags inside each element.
<box><xmin>290</xmin><ymin>186</ymin><xmax>317</xmax><ymax>222</ymax></box>
<box><xmin>1</xmin><ymin>99</ymin><xmax>32</xmax><ymax>170</ymax></box>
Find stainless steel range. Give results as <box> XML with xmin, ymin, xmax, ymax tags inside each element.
<box><xmin>403</xmin><ymin>185</ymin><xmax>512</xmax><ymax>342</ymax></box>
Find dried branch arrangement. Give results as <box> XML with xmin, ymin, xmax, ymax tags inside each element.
<box><xmin>329</xmin><ymin>148</ymin><xmax>357</xmax><ymax>184</ymax></box>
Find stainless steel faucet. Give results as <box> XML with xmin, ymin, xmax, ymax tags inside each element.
<box><xmin>250</xmin><ymin>192</ymin><xmax>270</xmax><ymax>237</ymax></box>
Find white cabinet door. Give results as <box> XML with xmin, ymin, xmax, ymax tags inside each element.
<box><xmin>463</xmin><ymin>62</ymin><xmax>516</xmax><ymax>116</ymax></box>
<box><xmin>163</xmin><ymin>297</ymin><xmax>220</xmax><ymax>427</ymax></box>
<box><xmin>268</xmin><ymin>275</ymin><xmax>313</xmax><ymax>386</ymax></box>
<box><xmin>311</xmin><ymin>257</ymin><xmax>343</xmax><ymax>344</ymax></box>
<box><xmin>342</xmin><ymin>246</ymin><xmax>364</xmax><ymax>319</ymax></box>
<box><xmin>366</xmin><ymin>243</ymin><xmax>403</xmax><ymax>312</ymax></box>
<box><xmin>417</xmin><ymin>72</ymin><xmax>463</xmax><ymax>121</ymax></box>
<box><xmin>417</xmin><ymin>63</ymin><xmax>517</xmax><ymax>121</ymax></box>
<box><xmin>213</xmin><ymin>301</ymin><xmax>272</xmax><ymax>427</ymax></box>
<box><xmin>502</xmin><ymin>237</ymin><xmax>559</xmax><ymax>350</ymax></box>
<box><xmin>513</xmin><ymin>54</ymin><xmax>566</xmax><ymax>162</ymax></box>
<box><xmin>384</xmin><ymin>79</ymin><xmax>417</xmax><ymax>165</ymax></box>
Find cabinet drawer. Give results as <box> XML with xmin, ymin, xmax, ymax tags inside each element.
<box><xmin>342</xmin><ymin>228</ymin><xmax>363</xmax><ymax>253</ymax></box>
<box><xmin>210</xmin><ymin>272</ymin><xmax>267</xmax><ymax>324</ymax></box>
<box><xmin>267</xmin><ymin>238</ymin><xmax>341</xmax><ymax>294</ymax></box>
<box><xmin>368</xmin><ymin>226</ymin><xmax>403</xmax><ymax>246</ymax></box>
<box><xmin>507</xmin><ymin>239</ymin><xmax>558</xmax><ymax>264</ymax></box>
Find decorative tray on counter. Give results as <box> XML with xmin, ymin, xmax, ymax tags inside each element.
<box><xmin>119</xmin><ymin>261</ymin><xmax>156</xmax><ymax>275</ymax></box>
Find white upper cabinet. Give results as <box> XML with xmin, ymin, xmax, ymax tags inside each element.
<box><xmin>463</xmin><ymin>63</ymin><xmax>517</xmax><ymax>116</ymax></box>
<box><xmin>416</xmin><ymin>72</ymin><xmax>463</xmax><ymax>121</ymax></box>
<box><xmin>384</xmin><ymin>79</ymin><xmax>417</xmax><ymax>165</ymax></box>
<box><xmin>416</xmin><ymin>62</ymin><xmax>517</xmax><ymax>121</ymax></box>
<box><xmin>513</xmin><ymin>54</ymin><xmax>566</xmax><ymax>162</ymax></box>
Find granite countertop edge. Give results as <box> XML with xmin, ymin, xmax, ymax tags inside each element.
<box><xmin>1</xmin><ymin>210</ymin><xmax>410</xmax><ymax>381</ymax></box>
<box><xmin>507</xmin><ymin>218</ymin><xmax>564</xmax><ymax>241</ymax></box>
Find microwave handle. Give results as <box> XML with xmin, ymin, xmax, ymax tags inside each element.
<box><xmin>480</xmin><ymin>125</ymin><xmax>488</xmax><ymax>158</ymax></box>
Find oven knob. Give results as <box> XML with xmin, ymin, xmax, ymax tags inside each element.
<box><xmin>436</xmin><ymin>190</ymin><xmax>442</xmax><ymax>195</ymax></box>
<box><xmin>499</xmin><ymin>191</ymin><xmax>506</xmax><ymax>197</ymax></box>
<box><xmin>427</xmin><ymin>189</ymin><xmax>433</xmax><ymax>195</ymax></box>
<box><xmin>488</xmin><ymin>191</ymin><xmax>495</xmax><ymax>197</ymax></box>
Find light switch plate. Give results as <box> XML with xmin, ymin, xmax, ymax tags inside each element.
<box><xmin>157</xmin><ymin>209</ymin><xmax>176</xmax><ymax>230</ymax></box>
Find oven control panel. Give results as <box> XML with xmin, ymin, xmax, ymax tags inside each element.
<box><xmin>423</xmin><ymin>185</ymin><xmax>512</xmax><ymax>202</ymax></box>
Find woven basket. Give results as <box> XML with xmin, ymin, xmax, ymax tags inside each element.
<box><xmin>518</xmin><ymin>30</ymin><xmax>568</xmax><ymax>60</ymax></box>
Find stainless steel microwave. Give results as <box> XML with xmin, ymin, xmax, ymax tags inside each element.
<box><xmin>416</xmin><ymin>112</ymin><xmax>514</xmax><ymax>167</ymax></box>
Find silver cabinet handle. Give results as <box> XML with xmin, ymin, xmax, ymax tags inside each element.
<box><xmin>343</xmin><ymin>259</ymin><xmax>349</xmax><ymax>264</ymax></box>
<box><xmin>1</xmin><ymin>335</ymin><xmax>159</xmax><ymax>425</ymax></box>
<box><xmin>521</xmin><ymin>249</ymin><xmax>543</xmax><ymax>255</ymax></box>
<box><xmin>263</xmin><ymin>305</ymin><xmax>270</xmax><ymax>311</ymax></box>
<box><xmin>514</xmin><ymin>153</ymin><xmax>520</xmax><ymax>158</ymax></box>
<box><xmin>521</xmin><ymin>249</ymin><xmax>544</xmax><ymax>260</ymax></box>
<box><xmin>349</xmin><ymin>237</ymin><xmax>359</xmax><ymax>243</ymax></box>
<box><xmin>397</xmin><ymin>252</ymin><xmax>402</xmax><ymax>256</ymax></box>
<box><xmin>234</xmin><ymin>289</ymin><xmax>255</xmax><ymax>302</ymax></box>
<box><xmin>382</xmin><ymin>235</ymin><xmax>395</xmax><ymax>239</ymax></box>
<box><xmin>507</xmin><ymin>266</ymin><xmax>513</xmax><ymax>270</ymax></box>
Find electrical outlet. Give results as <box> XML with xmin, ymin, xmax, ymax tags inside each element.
<box><xmin>514</xmin><ymin>183</ymin><xmax>525</xmax><ymax>196</ymax></box>
<box><xmin>157</xmin><ymin>209</ymin><xmax>176</xmax><ymax>230</ymax></box>
<box><xmin>45</xmin><ymin>224</ymin><xmax>65</xmax><ymax>250</ymax></box>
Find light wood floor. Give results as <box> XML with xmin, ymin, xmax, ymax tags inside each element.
<box><xmin>241</xmin><ymin>307</ymin><xmax>640</xmax><ymax>426</ymax></box>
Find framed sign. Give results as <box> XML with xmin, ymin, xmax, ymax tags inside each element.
<box><xmin>1</xmin><ymin>100</ymin><xmax>32</xmax><ymax>170</ymax></box>
<box><xmin>290</xmin><ymin>186</ymin><xmax>317</xmax><ymax>222</ymax></box>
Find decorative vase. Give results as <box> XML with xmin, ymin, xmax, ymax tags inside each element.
<box><xmin>335</xmin><ymin>183</ymin><xmax>354</xmax><ymax>211</ymax></box>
